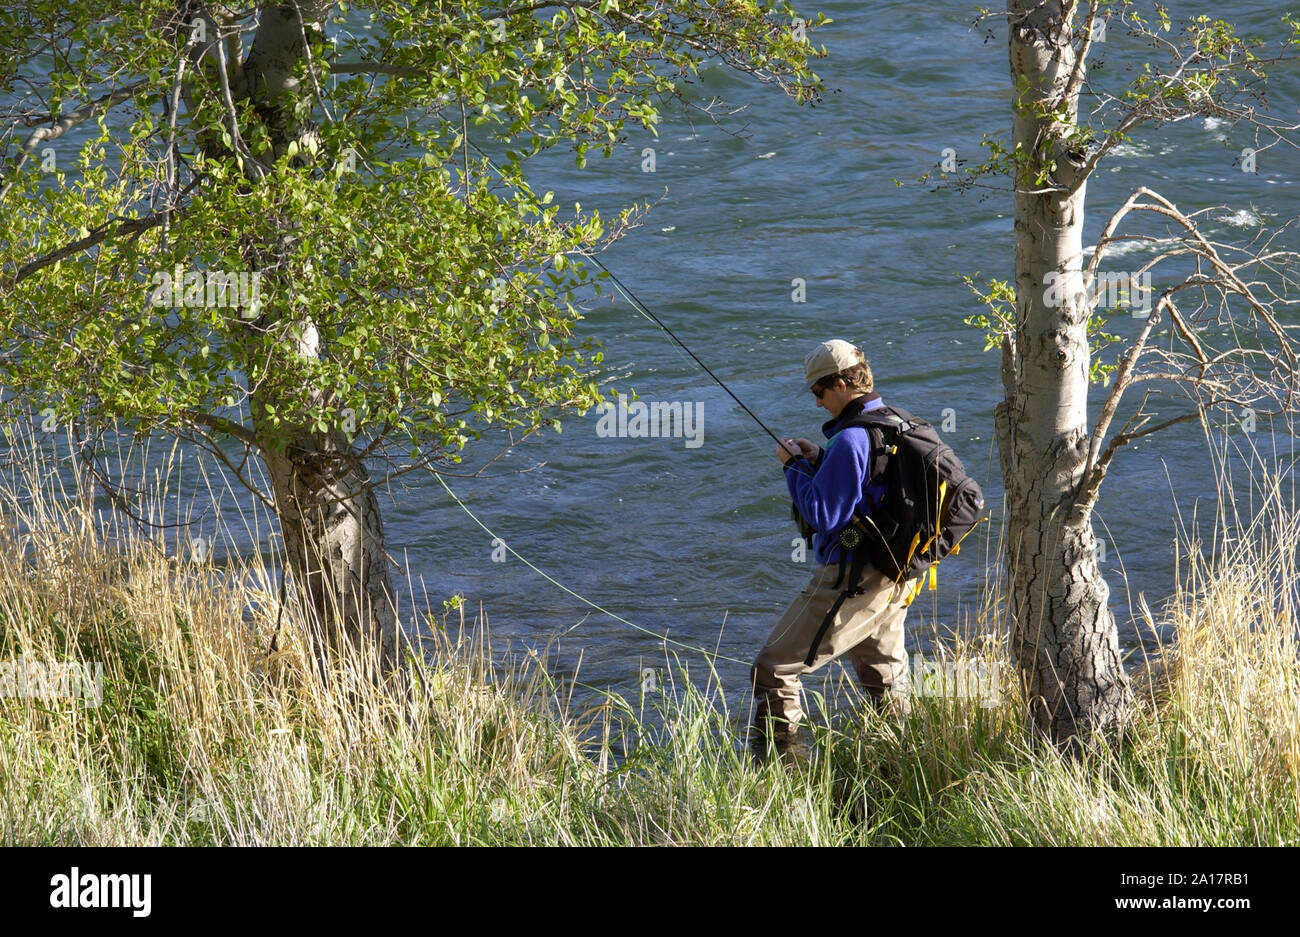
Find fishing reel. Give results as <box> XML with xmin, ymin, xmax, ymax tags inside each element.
<box><xmin>837</xmin><ymin>526</ymin><xmax>862</xmax><ymax>550</ymax></box>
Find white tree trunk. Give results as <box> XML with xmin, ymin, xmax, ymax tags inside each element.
<box><xmin>1002</xmin><ymin>0</ymin><xmax>1128</xmax><ymax>746</ymax></box>
<box><xmin>232</xmin><ymin>1</ymin><xmax>400</xmax><ymax>676</ymax></box>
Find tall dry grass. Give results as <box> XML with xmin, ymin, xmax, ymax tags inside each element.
<box><xmin>0</xmin><ymin>422</ymin><xmax>1295</xmax><ymax>845</ymax></box>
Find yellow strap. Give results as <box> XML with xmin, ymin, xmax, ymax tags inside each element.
<box><xmin>917</xmin><ymin>481</ymin><xmax>948</xmax><ymax>569</ymax></box>
<box><xmin>903</xmin><ymin>578</ymin><xmax>924</xmax><ymax>606</ymax></box>
<box><xmin>934</xmin><ymin>479</ymin><xmax>947</xmax><ymax>540</ymax></box>
<box><xmin>948</xmin><ymin>515</ymin><xmax>988</xmax><ymax>558</ymax></box>
<box><xmin>904</xmin><ymin>505</ymin><xmax>985</xmax><ymax>595</ymax></box>
<box><xmin>896</xmin><ymin>531</ymin><xmax>922</xmax><ymax>584</ymax></box>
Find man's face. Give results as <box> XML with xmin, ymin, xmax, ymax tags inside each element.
<box><xmin>811</xmin><ymin>378</ymin><xmax>859</xmax><ymax>419</ymax></box>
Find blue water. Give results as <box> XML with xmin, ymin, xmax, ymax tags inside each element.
<box><xmin>399</xmin><ymin>0</ymin><xmax>1300</xmax><ymax>697</ymax></box>
<box><xmin>7</xmin><ymin>1</ymin><xmax>1300</xmax><ymax>710</ymax></box>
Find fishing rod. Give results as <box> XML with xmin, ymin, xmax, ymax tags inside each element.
<box><xmin>585</xmin><ymin>259</ymin><xmax>783</xmax><ymax>446</ymax></box>
<box><xmin>416</xmin><ymin>143</ymin><xmax>824</xmax><ymax>667</ymax></box>
<box><xmin>582</xmin><ymin>253</ymin><xmax>816</xmax><ymax>475</ymax></box>
<box><xmin>580</xmin><ymin>256</ymin><xmax>818</xmax><ymax>476</ymax></box>
<box><xmin>464</xmin><ymin>140</ymin><xmax>817</xmax><ymax>476</ymax></box>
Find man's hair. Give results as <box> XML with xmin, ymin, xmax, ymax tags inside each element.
<box><xmin>814</xmin><ymin>357</ymin><xmax>873</xmax><ymax>395</ymax></box>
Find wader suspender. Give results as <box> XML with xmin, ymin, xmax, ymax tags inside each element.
<box><xmin>801</xmin><ymin>527</ymin><xmax>872</xmax><ymax>666</ymax></box>
<box><xmin>800</xmin><ymin>415</ymin><xmax>902</xmax><ymax>667</ymax></box>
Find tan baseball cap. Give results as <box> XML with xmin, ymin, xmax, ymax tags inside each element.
<box><xmin>803</xmin><ymin>339</ymin><xmax>864</xmax><ymax>388</ymax></box>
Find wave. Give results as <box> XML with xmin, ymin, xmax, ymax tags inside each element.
<box><xmin>1216</xmin><ymin>209</ymin><xmax>1262</xmax><ymax>228</ymax></box>
<box><xmin>1083</xmin><ymin>237</ymin><xmax>1174</xmax><ymax>259</ymax></box>
<box><xmin>1110</xmin><ymin>143</ymin><xmax>1151</xmax><ymax>158</ymax></box>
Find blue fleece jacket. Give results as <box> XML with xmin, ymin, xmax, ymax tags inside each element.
<box><xmin>784</xmin><ymin>394</ymin><xmax>888</xmax><ymax>566</ymax></box>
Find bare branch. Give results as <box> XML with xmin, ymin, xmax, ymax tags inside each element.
<box><xmin>1</xmin><ymin>79</ymin><xmax>150</xmax><ymax>202</ymax></box>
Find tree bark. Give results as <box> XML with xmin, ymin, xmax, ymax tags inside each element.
<box><xmin>1004</xmin><ymin>0</ymin><xmax>1128</xmax><ymax>747</ymax></box>
<box><xmin>254</xmin><ymin>407</ymin><xmax>400</xmax><ymax>677</ymax></box>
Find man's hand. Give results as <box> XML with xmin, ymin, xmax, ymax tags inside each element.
<box><xmin>777</xmin><ymin>437</ymin><xmax>818</xmax><ymax>466</ymax></box>
<box><xmin>790</xmin><ymin>437</ymin><xmax>819</xmax><ymax>462</ymax></box>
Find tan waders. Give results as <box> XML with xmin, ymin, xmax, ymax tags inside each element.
<box><xmin>750</xmin><ymin>563</ymin><xmax>915</xmax><ymax>761</ymax></box>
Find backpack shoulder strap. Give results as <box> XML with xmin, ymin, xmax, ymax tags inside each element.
<box><xmin>837</xmin><ymin>405</ymin><xmax>918</xmax><ymax>483</ymax></box>
<box><xmin>837</xmin><ymin>404</ymin><xmax>928</xmax><ymax>435</ymax></box>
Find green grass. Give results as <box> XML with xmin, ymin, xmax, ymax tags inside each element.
<box><xmin>1</xmin><ymin>431</ymin><xmax>1296</xmax><ymax>845</ymax></box>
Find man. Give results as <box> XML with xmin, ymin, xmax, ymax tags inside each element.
<box><xmin>750</xmin><ymin>338</ymin><xmax>916</xmax><ymax>760</ymax></box>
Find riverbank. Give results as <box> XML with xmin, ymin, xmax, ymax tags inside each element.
<box><xmin>1</xmin><ymin>453</ymin><xmax>1296</xmax><ymax>846</ymax></box>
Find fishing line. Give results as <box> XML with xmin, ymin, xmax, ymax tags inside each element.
<box><xmin>431</xmin><ymin>471</ymin><xmax>750</xmax><ymax>666</ymax></box>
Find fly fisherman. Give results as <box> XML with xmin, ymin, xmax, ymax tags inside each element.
<box><xmin>750</xmin><ymin>339</ymin><xmax>918</xmax><ymax>761</ymax></box>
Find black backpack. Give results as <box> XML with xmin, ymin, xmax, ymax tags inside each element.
<box><xmin>794</xmin><ymin>403</ymin><xmax>986</xmax><ymax>666</ymax></box>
